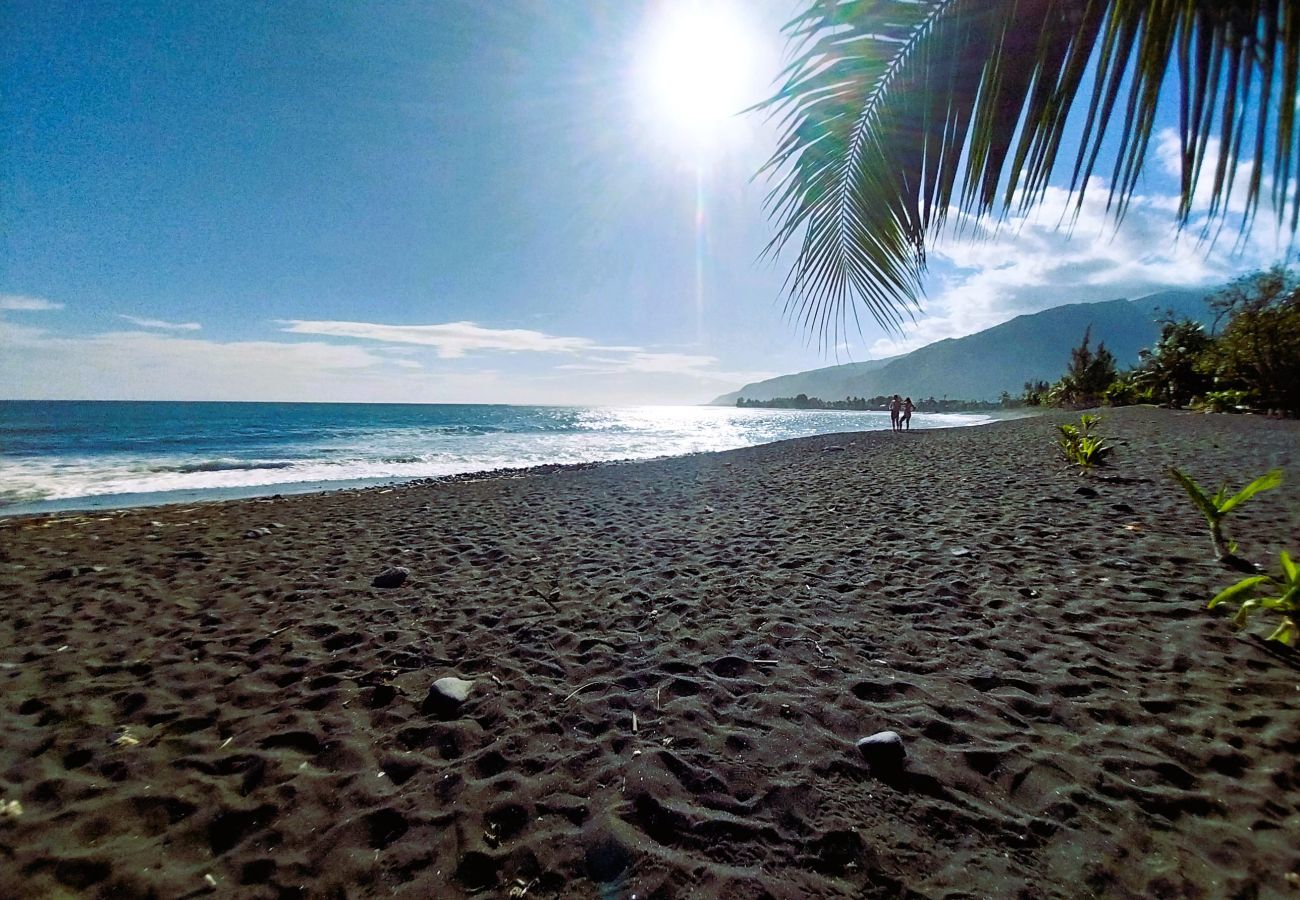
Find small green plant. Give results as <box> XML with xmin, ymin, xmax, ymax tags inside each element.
<box><xmin>1056</xmin><ymin>413</ymin><xmax>1112</xmax><ymax>470</ymax></box>
<box><xmin>1208</xmin><ymin>551</ymin><xmax>1300</xmax><ymax>645</ymax></box>
<box><xmin>1167</xmin><ymin>467</ymin><xmax>1283</xmax><ymax>561</ymax></box>
<box><xmin>1198</xmin><ymin>389</ymin><xmax>1250</xmax><ymax>413</ymax></box>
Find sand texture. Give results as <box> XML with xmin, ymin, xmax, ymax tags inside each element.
<box><xmin>1</xmin><ymin>406</ymin><xmax>1298</xmax><ymax>898</ymax></box>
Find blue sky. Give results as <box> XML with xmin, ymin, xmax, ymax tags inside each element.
<box><xmin>1</xmin><ymin>1</ymin><xmax>1293</xmax><ymax>403</ymax></box>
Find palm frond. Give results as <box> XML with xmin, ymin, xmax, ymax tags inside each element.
<box><xmin>759</xmin><ymin>0</ymin><xmax>1300</xmax><ymax>345</ymax></box>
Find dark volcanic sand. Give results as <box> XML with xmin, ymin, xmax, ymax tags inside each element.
<box><xmin>1</xmin><ymin>407</ymin><xmax>1298</xmax><ymax>899</ymax></box>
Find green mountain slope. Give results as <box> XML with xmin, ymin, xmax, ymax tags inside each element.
<box><xmin>712</xmin><ymin>290</ymin><xmax>1212</xmax><ymax>404</ymax></box>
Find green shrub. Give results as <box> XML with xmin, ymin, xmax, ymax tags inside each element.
<box><xmin>1103</xmin><ymin>374</ymin><xmax>1139</xmax><ymax>407</ymax></box>
<box><xmin>1168</xmin><ymin>467</ymin><xmax>1283</xmax><ymax>561</ymax></box>
<box><xmin>1198</xmin><ymin>389</ymin><xmax>1250</xmax><ymax>413</ymax></box>
<box><xmin>1056</xmin><ymin>413</ymin><xmax>1112</xmax><ymax>470</ymax></box>
<box><xmin>1208</xmin><ymin>551</ymin><xmax>1300</xmax><ymax>645</ymax></box>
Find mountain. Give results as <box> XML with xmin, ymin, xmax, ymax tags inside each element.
<box><xmin>711</xmin><ymin>289</ymin><xmax>1214</xmax><ymax>405</ymax></box>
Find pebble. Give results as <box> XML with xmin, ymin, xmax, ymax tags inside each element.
<box><xmin>422</xmin><ymin>675</ymin><xmax>475</xmax><ymax>717</ymax></box>
<box><xmin>243</xmin><ymin>526</ymin><xmax>273</xmax><ymax>539</ymax></box>
<box><xmin>1074</xmin><ymin>485</ymin><xmax>1098</xmax><ymax>498</ymax></box>
<box><xmin>371</xmin><ymin>566</ymin><xmax>409</xmax><ymax>589</ymax></box>
<box><xmin>432</xmin><ymin>676</ymin><xmax>474</xmax><ymax>702</ymax></box>
<box><xmin>822</xmin><ymin>445</ymin><xmax>846</xmax><ymax>453</ymax></box>
<box><xmin>856</xmin><ymin>731</ymin><xmax>905</xmax><ymax>764</ymax></box>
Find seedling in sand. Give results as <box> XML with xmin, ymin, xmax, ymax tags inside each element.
<box><xmin>1167</xmin><ymin>467</ymin><xmax>1282</xmax><ymax>562</ymax></box>
<box><xmin>1056</xmin><ymin>413</ymin><xmax>1112</xmax><ymax>470</ymax></box>
<box><xmin>1208</xmin><ymin>551</ymin><xmax>1300</xmax><ymax>646</ymax></box>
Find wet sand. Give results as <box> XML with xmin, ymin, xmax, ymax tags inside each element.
<box><xmin>1</xmin><ymin>406</ymin><xmax>1297</xmax><ymax>898</ymax></box>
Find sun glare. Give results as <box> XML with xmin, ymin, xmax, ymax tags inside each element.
<box><xmin>634</xmin><ymin>0</ymin><xmax>762</xmax><ymax>158</ymax></box>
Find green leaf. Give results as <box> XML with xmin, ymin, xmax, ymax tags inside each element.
<box><xmin>1232</xmin><ymin>598</ymin><xmax>1263</xmax><ymax>627</ymax></box>
<box><xmin>1264</xmin><ymin>617</ymin><xmax>1297</xmax><ymax>645</ymax></box>
<box><xmin>1218</xmin><ymin>469</ymin><xmax>1283</xmax><ymax>515</ymax></box>
<box><xmin>1208</xmin><ymin>575</ymin><xmax>1271</xmax><ymax>608</ymax></box>
<box><xmin>1168</xmin><ymin>467</ymin><xmax>1220</xmax><ymax>525</ymax></box>
<box><xmin>1279</xmin><ymin>550</ymin><xmax>1297</xmax><ymax>583</ymax></box>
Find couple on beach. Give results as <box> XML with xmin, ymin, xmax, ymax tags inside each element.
<box><xmin>889</xmin><ymin>394</ymin><xmax>914</xmax><ymax>431</ymax></box>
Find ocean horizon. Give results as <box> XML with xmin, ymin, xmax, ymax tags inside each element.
<box><xmin>0</xmin><ymin>399</ymin><xmax>993</xmax><ymax>515</ymax></box>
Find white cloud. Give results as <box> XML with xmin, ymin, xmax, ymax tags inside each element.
<box><xmin>864</xmin><ymin>173</ymin><xmax>1291</xmax><ymax>358</ymax></box>
<box><xmin>558</xmin><ymin>350</ymin><xmax>777</xmax><ymax>386</ymax></box>
<box><xmin>0</xmin><ymin>294</ymin><xmax>63</xmax><ymax>311</ymax></box>
<box><xmin>0</xmin><ymin>321</ymin><xmax>393</xmax><ymax>401</ymax></box>
<box><xmin>119</xmin><ymin>315</ymin><xmax>202</xmax><ymax>331</ymax></box>
<box><xmin>0</xmin><ymin>318</ymin><xmax>755</xmax><ymax>404</ymax></box>
<box><xmin>279</xmin><ymin>319</ymin><xmax>616</xmax><ymax>358</ymax></box>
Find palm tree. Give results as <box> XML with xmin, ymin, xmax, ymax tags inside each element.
<box><xmin>759</xmin><ymin>1</ymin><xmax>1300</xmax><ymax>346</ymax></box>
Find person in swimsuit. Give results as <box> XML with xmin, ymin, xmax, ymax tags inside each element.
<box><xmin>901</xmin><ymin>397</ymin><xmax>915</xmax><ymax>430</ymax></box>
<box><xmin>889</xmin><ymin>394</ymin><xmax>902</xmax><ymax>431</ymax></box>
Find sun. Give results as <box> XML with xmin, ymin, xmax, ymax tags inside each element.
<box><xmin>634</xmin><ymin>0</ymin><xmax>762</xmax><ymax>157</ymax></box>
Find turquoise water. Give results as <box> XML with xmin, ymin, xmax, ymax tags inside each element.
<box><xmin>0</xmin><ymin>401</ymin><xmax>991</xmax><ymax>514</ymax></box>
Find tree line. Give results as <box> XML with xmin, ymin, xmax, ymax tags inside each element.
<box><xmin>1024</xmin><ymin>267</ymin><xmax>1299</xmax><ymax>417</ymax></box>
<box><xmin>736</xmin><ymin>395</ymin><xmax>1007</xmax><ymax>413</ymax></box>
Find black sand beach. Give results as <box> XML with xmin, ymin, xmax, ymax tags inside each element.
<box><xmin>2</xmin><ymin>406</ymin><xmax>1298</xmax><ymax>898</ymax></box>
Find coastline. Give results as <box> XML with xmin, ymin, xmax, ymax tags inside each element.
<box><xmin>0</xmin><ymin>409</ymin><xmax>1010</xmax><ymax>520</ymax></box>
<box><xmin>2</xmin><ymin>406</ymin><xmax>1297</xmax><ymax>897</ymax></box>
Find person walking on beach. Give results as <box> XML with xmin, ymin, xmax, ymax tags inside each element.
<box><xmin>901</xmin><ymin>397</ymin><xmax>915</xmax><ymax>430</ymax></box>
<box><xmin>889</xmin><ymin>394</ymin><xmax>902</xmax><ymax>431</ymax></box>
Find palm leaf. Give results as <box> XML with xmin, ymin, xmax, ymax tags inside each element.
<box><xmin>759</xmin><ymin>0</ymin><xmax>1300</xmax><ymax>341</ymax></box>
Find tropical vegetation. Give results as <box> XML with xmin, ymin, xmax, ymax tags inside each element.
<box><xmin>760</xmin><ymin>1</ymin><xmax>1300</xmax><ymax>344</ymax></box>
<box><xmin>1024</xmin><ymin>267</ymin><xmax>1300</xmax><ymax>416</ymax></box>
<box><xmin>1055</xmin><ymin>413</ymin><xmax>1112</xmax><ymax>471</ymax></box>
<box><xmin>1167</xmin><ymin>466</ymin><xmax>1283</xmax><ymax>563</ymax></box>
<box><xmin>735</xmin><ymin>393</ymin><xmax>1005</xmax><ymax>412</ymax></box>
<box><xmin>1208</xmin><ymin>551</ymin><xmax>1300</xmax><ymax>646</ymax></box>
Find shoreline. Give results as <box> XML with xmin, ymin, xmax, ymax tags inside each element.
<box><xmin>2</xmin><ymin>406</ymin><xmax>1297</xmax><ymax>898</ymax></box>
<box><xmin>0</xmin><ymin>411</ymin><xmax>1019</xmax><ymax>520</ymax></box>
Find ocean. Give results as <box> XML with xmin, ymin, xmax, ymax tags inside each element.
<box><xmin>0</xmin><ymin>400</ymin><xmax>992</xmax><ymax>515</ymax></box>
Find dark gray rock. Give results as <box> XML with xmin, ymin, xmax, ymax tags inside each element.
<box><xmin>371</xmin><ymin>566</ymin><xmax>409</xmax><ymax>589</ymax></box>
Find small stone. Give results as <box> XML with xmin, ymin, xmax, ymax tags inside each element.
<box><xmin>371</xmin><ymin>566</ymin><xmax>409</xmax><ymax>589</ymax></box>
<box><xmin>432</xmin><ymin>676</ymin><xmax>473</xmax><ymax>702</ymax></box>
<box><xmin>1074</xmin><ymin>485</ymin><xmax>1098</xmax><ymax>498</ymax></box>
<box><xmin>822</xmin><ymin>445</ymin><xmax>846</xmax><ymax>453</ymax></box>
<box><xmin>422</xmin><ymin>675</ymin><xmax>474</xmax><ymax>717</ymax></box>
<box><xmin>0</xmin><ymin>799</ymin><xmax>23</xmax><ymax>819</ymax></box>
<box><xmin>856</xmin><ymin>731</ymin><xmax>905</xmax><ymax>765</ymax></box>
<box><xmin>949</xmin><ymin>547</ymin><xmax>972</xmax><ymax>557</ymax></box>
